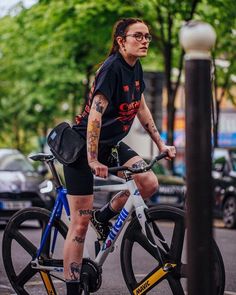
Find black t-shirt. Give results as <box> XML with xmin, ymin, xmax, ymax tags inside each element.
<box><xmin>74</xmin><ymin>52</ymin><xmax>145</xmax><ymax>145</ymax></box>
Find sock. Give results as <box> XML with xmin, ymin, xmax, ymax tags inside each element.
<box><xmin>66</xmin><ymin>281</ymin><xmax>81</xmax><ymax>295</ymax></box>
<box><xmin>95</xmin><ymin>203</ymin><xmax>118</xmax><ymax>223</ymax></box>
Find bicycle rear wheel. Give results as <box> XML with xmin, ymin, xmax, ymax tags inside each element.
<box><xmin>120</xmin><ymin>206</ymin><xmax>225</xmax><ymax>295</ymax></box>
<box><xmin>2</xmin><ymin>207</ymin><xmax>68</xmax><ymax>295</ymax></box>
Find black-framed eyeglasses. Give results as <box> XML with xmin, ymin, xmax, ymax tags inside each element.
<box><xmin>125</xmin><ymin>32</ymin><xmax>152</xmax><ymax>42</ymax></box>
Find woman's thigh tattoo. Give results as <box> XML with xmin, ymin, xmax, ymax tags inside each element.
<box><xmin>132</xmin><ymin>159</ymin><xmax>147</xmax><ymax>169</ymax></box>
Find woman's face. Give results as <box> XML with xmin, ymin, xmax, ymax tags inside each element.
<box><xmin>122</xmin><ymin>22</ymin><xmax>151</xmax><ymax>58</ymax></box>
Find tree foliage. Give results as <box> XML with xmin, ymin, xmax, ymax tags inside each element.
<box><xmin>0</xmin><ymin>0</ymin><xmax>235</xmax><ymax>153</ymax></box>
<box><xmin>197</xmin><ymin>0</ymin><xmax>236</xmax><ymax>147</ymax></box>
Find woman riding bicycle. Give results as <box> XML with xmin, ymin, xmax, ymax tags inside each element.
<box><xmin>63</xmin><ymin>18</ymin><xmax>176</xmax><ymax>294</ymax></box>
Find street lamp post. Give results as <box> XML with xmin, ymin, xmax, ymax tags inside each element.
<box><xmin>180</xmin><ymin>21</ymin><xmax>216</xmax><ymax>295</ymax></box>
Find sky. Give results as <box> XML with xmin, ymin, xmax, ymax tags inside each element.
<box><xmin>0</xmin><ymin>0</ymin><xmax>37</xmax><ymax>17</ymax></box>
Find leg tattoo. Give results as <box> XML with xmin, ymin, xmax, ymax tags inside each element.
<box><xmin>72</xmin><ymin>236</ymin><xmax>85</xmax><ymax>245</ymax></box>
<box><xmin>69</xmin><ymin>262</ymin><xmax>82</xmax><ymax>281</ymax></box>
<box><xmin>132</xmin><ymin>159</ymin><xmax>147</xmax><ymax>169</ymax></box>
<box><xmin>78</xmin><ymin>209</ymin><xmax>93</xmax><ymax>216</ymax></box>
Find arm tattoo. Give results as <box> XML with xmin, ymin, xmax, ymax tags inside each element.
<box><xmin>87</xmin><ymin>118</ymin><xmax>100</xmax><ymax>161</ymax></box>
<box><xmin>69</xmin><ymin>262</ymin><xmax>82</xmax><ymax>280</ymax></box>
<box><xmin>72</xmin><ymin>236</ymin><xmax>85</xmax><ymax>244</ymax></box>
<box><xmin>92</xmin><ymin>95</ymin><xmax>105</xmax><ymax>114</ymax></box>
<box><xmin>144</xmin><ymin>122</ymin><xmax>163</xmax><ymax>146</ymax></box>
<box><xmin>144</xmin><ymin>123</ymin><xmax>158</xmax><ymax>136</ymax></box>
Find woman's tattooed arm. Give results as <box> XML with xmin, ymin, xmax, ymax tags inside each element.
<box><xmin>87</xmin><ymin>93</ymin><xmax>108</xmax><ymax>164</ymax></box>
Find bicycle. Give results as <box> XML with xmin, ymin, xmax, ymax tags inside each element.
<box><xmin>2</xmin><ymin>152</ymin><xmax>225</xmax><ymax>295</ymax></box>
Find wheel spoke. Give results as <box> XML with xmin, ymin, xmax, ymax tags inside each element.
<box><xmin>167</xmin><ymin>275</ymin><xmax>185</xmax><ymax>295</ymax></box>
<box><xmin>132</xmin><ymin>229</ymin><xmax>162</xmax><ymax>261</ymax></box>
<box><xmin>12</xmin><ymin>229</ymin><xmax>37</xmax><ymax>256</ymax></box>
<box><xmin>169</xmin><ymin>218</ymin><xmax>185</xmax><ymax>262</ymax></box>
<box><xmin>16</xmin><ymin>261</ymin><xmax>37</xmax><ymax>287</ymax></box>
<box><xmin>152</xmin><ymin>221</ymin><xmax>170</xmax><ymax>252</ymax></box>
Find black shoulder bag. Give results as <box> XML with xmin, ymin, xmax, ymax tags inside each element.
<box><xmin>47</xmin><ymin>122</ymin><xmax>85</xmax><ymax>165</ymax></box>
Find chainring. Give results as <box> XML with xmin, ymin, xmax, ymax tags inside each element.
<box><xmin>81</xmin><ymin>258</ymin><xmax>102</xmax><ymax>292</ymax></box>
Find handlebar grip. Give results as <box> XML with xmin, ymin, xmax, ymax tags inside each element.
<box><xmin>108</xmin><ymin>152</ymin><xmax>168</xmax><ymax>174</ymax></box>
<box><xmin>108</xmin><ymin>166</ymin><xmax>130</xmax><ymax>173</ymax></box>
<box><xmin>155</xmin><ymin>151</ymin><xmax>168</xmax><ymax>161</ymax></box>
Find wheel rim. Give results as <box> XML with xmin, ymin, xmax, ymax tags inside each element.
<box><xmin>120</xmin><ymin>207</ymin><xmax>225</xmax><ymax>295</ymax></box>
<box><xmin>2</xmin><ymin>208</ymin><xmax>67</xmax><ymax>295</ymax></box>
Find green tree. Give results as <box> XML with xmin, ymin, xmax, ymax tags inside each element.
<box><xmin>198</xmin><ymin>0</ymin><xmax>236</xmax><ymax>147</ymax></box>
<box><xmin>0</xmin><ymin>0</ymin><xmax>118</xmax><ymax>151</ymax></box>
<box><xmin>0</xmin><ymin>0</ymin><xmax>235</xmax><ymax>155</ymax></box>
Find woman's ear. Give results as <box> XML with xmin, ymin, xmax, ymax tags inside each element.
<box><xmin>116</xmin><ymin>36</ymin><xmax>124</xmax><ymax>48</ymax></box>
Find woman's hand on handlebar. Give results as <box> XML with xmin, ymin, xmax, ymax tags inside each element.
<box><xmin>89</xmin><ymin>160</ymin><xmax>108</xmax><ymax>178</ymax></box>
<box><xmin>159</xmin><ymin>145</ymin><xmax>176</xmax><ymax>161</ymax></box>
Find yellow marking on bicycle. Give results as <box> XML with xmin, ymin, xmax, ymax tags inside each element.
<box><xmin>40</xmin><ymin>271</ymin><xmax>56</xmax><ymax>295</ymax></box>
<box><xmin>133</xmin><ymin>263</ymin><xmax>176</xmax><ymax>295</ymax></box>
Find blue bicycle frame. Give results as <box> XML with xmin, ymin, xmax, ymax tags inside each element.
<box><xmin>36</xmin><ymin>186</ymin><xmax>70</xmax><ymax>259</ymax></box>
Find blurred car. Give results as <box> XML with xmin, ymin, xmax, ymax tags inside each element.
<box><xmin>212</xmin><ymin>148</ymin><xmax>236</xmax><ymax>229</ymax></box>
<box><xmin>148</xmin><ymin>162</ymin><xmax>186</xmax><ymax>208</ymax></box>
<box><xmin>0</xmin><ymin>148</ymin><xmax>55</xmax><ymax>222</ymax></box>
<box><xmin>93</xmin><ymin>161</ymin><xmax>186</xmax><ymax>209</ymax></box>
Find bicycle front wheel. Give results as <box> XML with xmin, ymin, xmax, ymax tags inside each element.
<box><xmin>2</xmin><ymin>207</ymin><xmax>68</xmax><ymax>295</ymax></box>
<box><xmin>120</xmin><ymin>206</ymin><xmax>225</xmax><ymax>295</ymax></box>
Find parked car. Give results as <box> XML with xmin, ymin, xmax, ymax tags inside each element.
<box><xmin>212</xmin><ymin>148</ymin><xmax>236</xmax><ymax>229</ymax></box>
<box><xmin>93</xmin><ymin>160</ymin><xmax>186</xmax><ymax>209</ymax></box>
<box><xmin>0</xmin><ymin>148</ymin><xmax>55</xmax><ymax>222</ymax></box>
<box><xmin>148</xmin><ymin>162</ymin><xmax>186</xmax><ymax>208</ymax></box>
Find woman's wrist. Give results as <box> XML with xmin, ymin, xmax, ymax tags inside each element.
<box><xmin>156</xmin><ymin>139</ymin><xmax>166</xmax><ymax>151</ymax></box>
<box><xmin>88</xmin><ymin>159</ymin><xmax>98</xmax><ymax>165</ymax></box>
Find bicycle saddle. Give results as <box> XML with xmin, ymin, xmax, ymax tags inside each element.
<box><xmin>29</xmin><ymin>153</ymin><xmax>54</xmax><ymax>162</ymax></box>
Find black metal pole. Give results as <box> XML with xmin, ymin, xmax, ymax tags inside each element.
<box><xmin>180</xmin><ymin>21</ymin><xmax>216</xmax><ymax>295</ymax></box>
<box><xmin>186</xmin><ymin>58</ymin><xmax>214</xmax><ymax>294</ymax></box>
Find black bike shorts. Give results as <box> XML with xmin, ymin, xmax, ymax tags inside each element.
<box><xmin>63</xmin><ymin>142</ymin><xmax>138</xmax><ymax>195</ymax></box>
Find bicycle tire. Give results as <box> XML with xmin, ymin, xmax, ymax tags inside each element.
<box><xmin>2</xmin><ymin>207</ymin><xmax>68</xmax><ymax>295</ymax></box>
<box><xmin>120</xmin><ymin>205</ymin><xmax>225</xmax><ymax>295</ymax></box>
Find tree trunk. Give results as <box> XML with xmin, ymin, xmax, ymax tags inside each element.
<box><xmin>83</xmin><ymin>65</ymin><xmax>93</xmax><ymax>106</ymax></box>
<box><xmin>164</xmin><ymin>42</ymin><xmax>176</xmax><ymax>171</ymax></box>
<box><xmin>72</xmin><ymin>91</ymin><xmax>77</xmax><ymax>121</ymax></box>
<box><xmin>214</xmin><ymin>99</ymin><xmax>220</xmax><ymax>147</ymax></box>
<box><xmin>14</xmin><ymin>116</ymin><xmax>21</xmax><ymax>151</ymax></box>
<box><xmin>212</xmin><ymin>53</ymin><xmax>231</xmax><ymax>148</ymax></box>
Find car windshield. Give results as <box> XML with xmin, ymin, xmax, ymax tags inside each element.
<box><xmin>0</xmin><ymin>153</ymin><xmax>35</xmax><ymax>172</ymax></box>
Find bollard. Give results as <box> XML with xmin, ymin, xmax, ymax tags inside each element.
<box><xmin>180</xmin><ymin>21</ymin><xmax>216</xmax><ymax>295</ymax></box>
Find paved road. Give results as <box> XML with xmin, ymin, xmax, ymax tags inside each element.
<box><xmin>0</xmin><ymin>219</ymin><xmax>235</xmax><ymax>295</ymax></box>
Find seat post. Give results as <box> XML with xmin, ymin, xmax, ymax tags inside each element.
<box><xmin>46</xmin><ymin>160</ymin><xmax>63</xmax><ymax>189</ymax></box>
